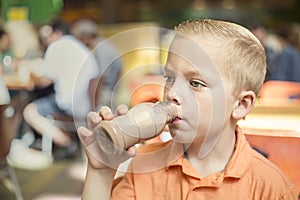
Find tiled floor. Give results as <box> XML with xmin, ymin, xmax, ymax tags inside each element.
<box><xmin>0</xmin><ymin>155</ymin><xmax>86</xmax><ymax>200</ymax></box>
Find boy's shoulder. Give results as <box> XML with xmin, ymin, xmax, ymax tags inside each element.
<box><xmin>231</xmin><ymin>132</ymin><xmax>296</xmax><ymax>196</ymax></box>
<box><xmin>247</xmin><ymin>148</ymin><xmax>295</xmax><ymax>188</ymax></box>
<box><xmin>227</xmin><ymin>129</ymin><xmax>296</xmax><ymax>195</ymax></box>
<box><xmin>238</xmin><ymin>147</ymin><xmax>297</xmax><ymax>198</ymax></box>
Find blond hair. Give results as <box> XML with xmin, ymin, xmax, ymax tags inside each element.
<box><xmin>175</xmin><ymin>19</ymin><xmax>267</xmax><ymax>96</ymax></box>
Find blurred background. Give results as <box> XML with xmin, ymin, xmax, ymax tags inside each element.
<box><xmin>1</xmin><ymin>0</ymin><xmax>300</xmax><ymax>32</ymax></box>
<box><xmin>1</xmin><ymin>0</ymin><xmax>300</xmax><ymax>200</ymax></box>
<box><xmin>2</xmin><ymin>0</ymin><xmax>300</xmax><ymax>26</ymax></box>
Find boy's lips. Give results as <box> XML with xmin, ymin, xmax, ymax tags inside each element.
<box><xmin>170</xmin><ymin>107</ymin><xmax>182</xmax><ymax>124</ymax></box>
<box><xmin>171</xmin><ymin>116</ymin><xmax>181</xmax><ymax>124</ymax></box>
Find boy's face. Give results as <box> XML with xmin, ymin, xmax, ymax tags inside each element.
<box><xmin>163</xmin><ymin>35</ymin><xmax>236</xmax><ymax>149</ymax></box>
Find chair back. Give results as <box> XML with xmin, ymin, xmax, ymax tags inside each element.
<box><xmin>259</xmin><ymin>80</ymin><xmax>300</xmax><ymax>99</ymax></box>
<box><xmin>129</xmin><ymin>75</ymin><xmax>165</xmax><ymax>107</ymax></box>
<box><xmin>0</xmin><ymin>94</ymin><xmax>25</xmax><ymax>160</ymax></box>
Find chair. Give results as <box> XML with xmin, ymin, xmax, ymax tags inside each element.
<box><xmin>129</xmin><ymin>75</ymin><xmax>165</xmax><ymax>108</ymax></box>
<box><xmin>259</xmin><ymin>80</ymin><xmax>300</xmax><ymax>99</ymax></box>
<box><xmin>42</xmin><ymin>114</ymin><xmax>79</xmax><ymax>160</ymax></box>
<box><xmin>41</xmin><ymin>79</ymin><xmax>96</xmax><ymax>161</ymax></box>
<box><xmin>0</xmin><ymin>94</ymin><xmax>25</xmax><ymax>200</ymax></box>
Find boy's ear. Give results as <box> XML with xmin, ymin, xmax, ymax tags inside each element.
<box><xmin>232</xmin><ymin>91</ymin><xmax>256</xmax><ymax>120</ymax></box>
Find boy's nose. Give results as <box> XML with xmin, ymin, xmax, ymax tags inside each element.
<box><xmin>164</xmin><ymin>85</ymin><xmax>180</xmax><ymax>105</ymax></box>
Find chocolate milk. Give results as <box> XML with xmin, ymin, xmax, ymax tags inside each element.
<box><xmin>95</xmin><ymin>101</ymin><xmax>177</xmax><ymax>155</ymax></box>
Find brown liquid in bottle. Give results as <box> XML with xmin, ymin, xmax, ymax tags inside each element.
<box><xmin>95</xmin><ymin>101</ymin><xmax>177</xmax><ymax>156</ymax></box>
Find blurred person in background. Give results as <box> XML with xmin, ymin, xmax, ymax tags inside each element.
<box><xmin>250</xmin><ymin>23</ymin><xmax>277</xmax><ymax>82</ymax></box>
<box><xmin>289</xmin><ymin>23</ymin><xmax>300</xmax><ymax>53</ymax></box>
<box><xmin>71</xmin><ymin>19</ymin><xmax>123</xmax><ymax>109</ymax></box>
<box><xmin>21</xmin><ymin>19</ymin><xmax>100</xmax><ymax>160</ymax></box>
<box><xmin>1</xmin><ymin>24</ymin><xmax>56</xmax><ymax>170</ymax></box>
<box><xmin>270</xmin><ymin>23</ymin><xmax>300</xmax><ymax>82</ymax></box>
<box><xmin>0</xmin><ymin>27</ymin><xmax>17</xmax><ymax>75</ymax></box>
<box><xmin>37</xmin><ymin>24</ymin><xmax>54</xmax><ymax>54</ymax></box>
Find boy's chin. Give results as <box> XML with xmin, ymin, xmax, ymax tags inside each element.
<box><xmin>171</xmin><ymin>134</ymin><xmax>196</xmax><ymax>144</ymax></box>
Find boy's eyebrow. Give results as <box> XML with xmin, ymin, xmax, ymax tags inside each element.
<box><xmin>163</xmin><ymin>66</ymin><xmax>174</xmax><ymax>74</ymax></box>
<box><xmin>184</xmin><ymin>70</ymin><xmax>201</xmax><ymax>77</ymax></box>
<box><xmin>185</xmin><ymin>70</ymin><xmax>207</xmax><ymax>82</ymax></box>
<box><xmin>164</xmin><ymin>66</ymin><xmax>205</xmax><ymax>80</ymax></box>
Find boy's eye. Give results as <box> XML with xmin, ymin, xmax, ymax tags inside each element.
<box><xmin>164</xmin><ymin>75</ymin><xmax>174</xmax><ymax>83</ymax></box>
<box><xmin>189</xmin><ymin>79</ymin><xmax>207</xmax><ymax>88</ymax></box>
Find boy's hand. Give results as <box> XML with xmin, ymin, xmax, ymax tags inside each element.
<box><xmin>78</xmin><ymin>105</ymin><xmax>136</xmax><ymax>170</ymax></box>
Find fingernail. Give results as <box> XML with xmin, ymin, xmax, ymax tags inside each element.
<box><xmin>93</xmin><ymin>114</ymin><xmax>101</xmax><ymax>123</ymax></box>
<box><xmin>119</xmin><ymin>106</ymin><xmax>127</xmax><ymax>113</ymax></box>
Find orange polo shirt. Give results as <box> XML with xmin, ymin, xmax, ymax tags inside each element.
<box><xmin>112</xmin><ymin>127</ymin><xmax>297</xmax><ymax>199</ymax></box>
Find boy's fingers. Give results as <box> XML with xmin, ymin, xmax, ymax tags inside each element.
<box><xmin>77</xmin><ymin>126</ymin><xmax>97</xmax><ymax>148</ymax></box>
<box><xmin>77</xmin><ymin>126</ymin><xmax>94</xmax><ymax>143</ymax></box>
<box><xmin>87</xmin><ymin>111</ymin><xmax>101</xmax><ymax>129</ymax></box>
<box><xmin>115</xmin><ymin>104</ymin><xmax>128</xmax><ymax>116</ymax></box>
<box><xmin>99</xmin><ymin>106</ymin><xmax>114</xmax><ymax>120</ymax></box>
<box><xmin>77</xmin><ymin>126</ymin><xmax>91</xmax><ymax>137</ymax></box>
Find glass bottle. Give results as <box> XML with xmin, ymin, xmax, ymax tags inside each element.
<box><xmin>95</xmin><ymin>101</ymin><xmax>177</xmax><ymax>156</ymax></box>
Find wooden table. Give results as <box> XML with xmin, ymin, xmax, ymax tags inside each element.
<box><xmin>238</xmin><ymin>98</ymin><xmax>300</xmax><ymax>137</ymax></box>
<box><xmin>1</xmin><ymin>68</ymin><xmax>34</xmax><ymax>91</ymax></box>
<box><xmin>238</xmin><ymin>98</ymin><xmax>300</xmax><ymax>194</ymax></box>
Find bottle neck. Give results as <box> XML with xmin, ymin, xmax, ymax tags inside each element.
<box><xmin>157</xmin><ymin>101</ymin><xmax>177</xmax><ymax>123</ymax></box>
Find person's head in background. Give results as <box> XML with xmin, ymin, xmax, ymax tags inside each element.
<box><xmin>276</xmin><ymin>22</ymin><xmax>300</xmax><ymax>51</ymax></box>
<box><xmin>250</xmin><ymin>23</ymin><xmax>268</xmax><ymax>45</ymax></box>
<box><xmin>288</xmin><ymin>23</ymin><xmax>300</xmax><ymax>52</ymax></box>
<box><xmin>273</xmin><ymin>22</ymin><xmax>298</xmax><ymax>50</ymax></box>
<box><xmin>38</xmin><ymin>24</ymin><xmax>52</xmax><ymax>52</ymax></box>
<box><xmin>0</xmin><ymin>28</ymin><xmax>11</xmax><ymax>52</ymax></box>
<box><xmin>45</xmin><ymin>19</ymin><xmax>70</xmax><ymax>47</ymax></box>
<box><xmin>71</xmin><ymin>19</ymin><xmax>99</xmax><ymax>48</ymax></box>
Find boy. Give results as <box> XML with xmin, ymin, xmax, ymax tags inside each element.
<box><xmin>78</xmin><ymin>19</ymin><xmax>297</xmax><ymax>199</ymax></box>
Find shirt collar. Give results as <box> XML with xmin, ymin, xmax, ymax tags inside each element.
<box><xmin>166</xmin><ymin>126</ymin><xmax>252</xmax><ymax>180</ymax></box>
<box><xmin>223</xmin><ymin>126</ymin><xmax>252</xmax><ymax>178</ymax></box>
